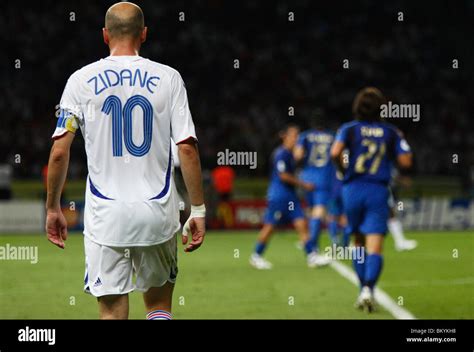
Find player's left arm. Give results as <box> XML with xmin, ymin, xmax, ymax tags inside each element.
<box><xmin>330</xmin><ymin>140</ymin><xmax>345</xmax><ymax>173</ymax></box>
<box><xmin>45</xmin><ymin>131</ymin><xmax>75</xmax><ymax>249</ymax></box>
<box><xmin>293</xmin><ymin>134</ymin><xmax>306</xmax><ymax>163</ymax></box>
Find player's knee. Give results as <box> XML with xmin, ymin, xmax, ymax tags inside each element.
<box><xmin>98</xmin><ymin>294</ymin><xmax>128</xmax><ymax>319</ymax></box>
<box><xmin>311</xmin><ymin>206</ymin><xmax>326</xmax><ymax>218</ymax></box>
<box><xmin>354</xmin><ymin>234</ymin><xmax>365</xmax><ymax>247</ymax></box>
<box><xmin>143</xmin><ymin>283</ymin><xmax>174</xmax><ymax>310</ymax></box>
<box><xmin>365</xmin><ymin>235</ymin><xmax>384</xmax><ymax>254</ymax></box>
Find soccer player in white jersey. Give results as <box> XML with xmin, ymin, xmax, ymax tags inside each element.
<box><xmin>45</xmin><ymin>2</ymin><xmax>206</xmax><ymax>320</ymax></box>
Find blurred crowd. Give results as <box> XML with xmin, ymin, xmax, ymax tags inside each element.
<box><xmin>1</xmin><ymin>1</ymin><xmax>472</xmax><ymax>188</ymax></box>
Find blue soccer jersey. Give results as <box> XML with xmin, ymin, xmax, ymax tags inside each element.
<box><xmin>264</xmin><ymin>146</ymin><xmax>304</xmax><ymax>225</ymax></box>
<box><xmin>335</xmin><ymin>120</ymin><xmax>411</xmax><ymax>235</ymax></box>
<box><xmin>267</xmin><ymin>146</ymin><xmax>298</xmax><ymax>201</ymax></box>
<box><xmin>297</xmin><ymin>129</ymin><xmax>335</xmax><ymax>190</ymax></box>
<box><xmin>335</xmin><ymin>121</ymin><xmax>411</xmax><ymax>185</ymax></box>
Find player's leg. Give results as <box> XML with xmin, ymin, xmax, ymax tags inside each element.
<box><xmin>287</xmin><ymin>199</ymin><xmax>328</xmax><ymax>267</ymax></box>
<box><xmin>339</xmin><ymin>214</ymin><xmax>351</xmax><ymax>247</ymax></box>
<box><xmin>357</xmin><ymin>234</ymin><xmax>384</xmax><ymax>312</ymax></box>
<box><xmin>134</xmin><ymin>236</ymin><xmax>178</xmax><ymax>320</ymax></box>
<box><xmin>327</xmin><ymin>194</ymin><xmax>345</xmax><ymax>246</ymax></box>
<box><xmin>83</xmin><ymin>236</ymin><xmax>134</xmax><ymax>319</ymax></box>
<box><xmin>352</xmin><ymin>233</ymin><xmax>366</xmax><ymax>289</ymax></box>
<box><xmin>388</xmin><ymin>208</ymin><xmax>417</xmax><ymax>251</ymax></box>
<box><xmin>250</xmin><ymin>223</ymin><xmax>274</xmax><ymax>269</ymax></box>
<box><xmin>295</xmin><ymin>217</ymin><xmax>327</xmax><ymax>267</ymax></box>
<box><xmin>251</xmin><ymin>200</ymin><xmax>277</xmax><ymax>269</ymax></box>
<box><xmin>342</xmin><ymin>182</ymin><xmax>367</xmax><ymax>304</ymax></box>
<box><xmin>301</xmin><ymin>204</ymin><xmax>331</xmax><ymax>267</ymax></box>
<box><xmin>293</xmin><ymin>218</ymin><xmax>309</xmax><ymax>247</ymax></box>
<box><xmin>364</xmin><ymin>234</ymin><xmax>384</xmax><ymax>290</ymax></box>
<box><xmin>255</xmin><ymin>223</ymin><xmax>275</xmax><ymax>255</ymax></box>
<box><xmin>305</xmin><ymin>205</ymin><xmax>326</xmax><ymax>252</ymax></box>
<box><xmin>143</xmin><ymin>282</ymin><xmax>175</xmax><ymax>320</ymax></box>
<box><xmin>304</xmin><ymin>189</ymin><xmax>329</xmax><ymax>254</ymax></box>
<box><xmin>356</xmin><ymin>185</ymin><xmax>390</xmax><ymax>312</ymax></box>
<box><xmin>327</xmin><ymin>213</ymin><xmax>340</xmax><ymax>246</ymax></box>
<box><xmin>98</xmin><ymin>294</ymin><xmax>129</xmax><ymax>319</ymax></box>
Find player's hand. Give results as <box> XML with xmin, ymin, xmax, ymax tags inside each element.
<box><xmin>302</xmin><ymin>182</ymin><xmax>315</xmax><ymax>192</ymax></box>
<box><xmin>45</xmin><ymin>209</ymin><xmax>68</xmax><ymax>249</ymax></box>
<box><xmin>182</xmin><ymin>204</ymin><xmax>206</xmax><ymax>252</ymax></box>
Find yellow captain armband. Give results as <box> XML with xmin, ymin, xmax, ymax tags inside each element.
<box><xmin>52</xmin><ymin>110</ymin><xmax>79</xmax><ymax>139</ymax></box>
<box><xmin>64</xmin><ymin>114</ymin><xmax>79</xmax><ymax>133</ymax></box>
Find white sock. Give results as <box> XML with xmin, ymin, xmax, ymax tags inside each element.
<box><xmin>388</xmin><ymin>218</ymin><xmax>406</xmax><ymax>246</ymax></box>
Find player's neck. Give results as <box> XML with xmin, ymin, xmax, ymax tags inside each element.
<box><xmin>108</xmin><ymin>43</ymin><xmax>141</xmax><ymax>56</ymax></box>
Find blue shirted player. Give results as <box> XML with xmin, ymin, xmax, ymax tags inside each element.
<box><xmin>294</xmin><ymin>115</ymin><xmax>334</xmax><ymax>266</ymax></box>
<box><xmin>331</xmin><ymin>87</ymin><xmax>412</xmax><ymax>312</ymax></box>
<box><xmin>250</xmin><ymin>125</ymin><xmax>315</xmax><ymax>270</ymax></box>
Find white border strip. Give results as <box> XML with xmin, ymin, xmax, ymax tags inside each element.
<box><xmin>330</xmin><ymin>261</ymin><xmax>416</xmax><ymax>320</ymax></box>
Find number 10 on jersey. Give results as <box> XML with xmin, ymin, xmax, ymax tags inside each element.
<box><xmin>102</xmin><ymin>95</ymin><xmax>153</xmax><ymax>157</ymax></box>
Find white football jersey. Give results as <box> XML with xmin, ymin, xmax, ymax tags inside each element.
<box><xmin>52</xmin><ymin>56</ymin><xmax>196</xmax><ymax>247</ymax></box>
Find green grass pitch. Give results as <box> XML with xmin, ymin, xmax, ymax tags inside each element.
<box><xmin>0</xmin><ymin>230</ymin><xmax>472</xmax><ymax>319</ymax></box>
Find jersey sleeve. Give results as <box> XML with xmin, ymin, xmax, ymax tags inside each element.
<box><xmin>296</xmin><ymin>133</ymin><xmax>306</xmax><ymax>149</ymax></box>
<box><xmin>275</xmin><ymin>152</ymin><xmax>291</xmax><ymax>174</ymax></box>
<box><xmin>51</xmin><ymin>110</ymin><xmax>80</xmax><ymax>139</ymax></box>
<box><xmin>393</xmin><ymin>128</ymin><xmax>411</xmax><ymax>156</ymax></box>
<box><xmin>52</xmin><ymin>74</ymin><xmax>83</xmax><ymax>139</ymax></box>
<box><xmin>170</xmin><ymin>71</ymin><xmax>197</xmax><ymax>144</ymax></box>
<box><xmin>334</xmin><ymin>125</ymin><xmax>349</xmax><ymax>144</ymax></box>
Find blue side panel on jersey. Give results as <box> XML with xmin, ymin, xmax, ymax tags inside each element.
<box><xmin>149</xmin><ymin>147</ymin><xmax>172</xmax><ymax>200</ymax></box>
<box><xmin>89</xmin><ymin>177</ymin><xmax>114</xmax><ymax>200</ymax></box>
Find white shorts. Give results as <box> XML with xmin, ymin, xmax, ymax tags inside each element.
<box><xmin>83</xmin><ymin>235</ymin><xmax>178</xmax><ymax>297</ymax></box>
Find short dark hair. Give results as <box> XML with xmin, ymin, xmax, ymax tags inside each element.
<box><xmin>105</xmin><ymin>3</ymin><xmax>144</xmax><ymax>39</ymax></box>
<box><xmin>279</xmin><ymin>123</ymin><xmax>299</xmax><ymax>139</ymax></box>
<box><xmin>352</xmin><ymin>87</ymin><xmax>386</xmax><ymax>122</ymax></box>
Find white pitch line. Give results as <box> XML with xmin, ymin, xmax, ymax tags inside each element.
<box><xmin>330</xmin><ymin>261</ymin><xmax>416</xmax><ymax>320</ymax></box>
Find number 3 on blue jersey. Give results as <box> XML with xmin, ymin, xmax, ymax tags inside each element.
<box><xmin>102</xmin><ymin>95</ymin><xmax>153</xmax><ymax>157</ymax></box>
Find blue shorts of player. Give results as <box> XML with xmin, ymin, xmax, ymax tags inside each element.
<box><xmin>328</xmin><ymin>193</ymin><xmax>344</xmax><ymax>216</ymax></box>
<box><xmin>342</xmin><ymin>181</ymin><xmax>389</xmax><ymax>235</ymax></box>
<box><xmin>263</xmin><ymin>196</ymin><xmax>305</xmax><ymax>225</ymax></box>
<box><xmin>305</xmin><ymin>188</ymin><xmax>331</xmax><ymax>208</ymax></box>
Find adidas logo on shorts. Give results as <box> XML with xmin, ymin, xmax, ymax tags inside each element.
<box><xmin>93</xmin><ymin>277</ymin><xmax>102</xmax><ymax>287</ymax></box>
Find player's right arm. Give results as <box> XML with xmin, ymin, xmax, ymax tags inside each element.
<box><xmin>46</xmin><ymin>130</ymin><xmax>76</xmax><ymax>249</ymax></box>
<box><xmin>46</xmin><ymin>73</ymin><xmax>83</xmax><ymax>249</ymax></box>
<box><xmin>275</xmin><ymin>154</ymin><xmax>314</xmax><ymax>191</ymax></box>
<box><xmin>280</xmin><ymin>172</ymin><xmax>314</xmax><ymax>191</ymax></box>
<box><xmin>330</xmin><ymin>125</ymin><xmax>348</xmax><ymax>174</ymax></box>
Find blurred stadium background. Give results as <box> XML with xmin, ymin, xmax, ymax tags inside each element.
<box><xmin>0</xmin><ymin>0</ymin><xmax>473</xmax><ymax>319</ymax></box>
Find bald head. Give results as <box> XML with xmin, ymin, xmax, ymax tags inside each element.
<box><xmin>105</xmin><ymin>2</ymin><xmax>144</xmax><ymax>39</ymax></box>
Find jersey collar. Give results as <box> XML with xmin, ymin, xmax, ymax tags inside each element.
<box><xmin>104</xmin><ymin>55</ymin><xmax>144</xmax><ymax>62</ymax></box>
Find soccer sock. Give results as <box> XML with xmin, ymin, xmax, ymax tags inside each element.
<box><xmin>146</xmin><ymin>310</ymin><xmax>172</xmax><ymax>320</ymax></box>
<box><xmin>388</xmin><ymin>218</ymin><xmax>406</xmax><ymax>246</ymax></box>
<box><xmin>304</xmin><ymin>239</ymin><xmax>314</xmax><ymax>255</ymax></box>
<box><xmin>352</xmin><ymin>247</ymin><xmax>366</xmax><ymax>288</ymax></box>
<box><xmin>363</xmin><ymin>253</ymin><xmax>383</xmax><ymax>291</ymax></box>
<box><xmin>328</xmin><ymin>220</ymin><xmax>339</xmax><ymax>246</ymax></box>
<box><xmin>255</xmin><ymin>241</ymin><xmax>267</xmax><ymax>255</ymax></box>
<box><xmin>342</xmin><ymin>226</ymin><xmax>351</xmax><ymax>247</ymax></box>
<box><xmin>308</xmin><ymin>217</ymin><xmax>322</xmax><ymax>252</ymax></box>
<box><xmin>304</xmin><ymin>238</ymin><xmax>314</xmax><ymax>254</ymax></box>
